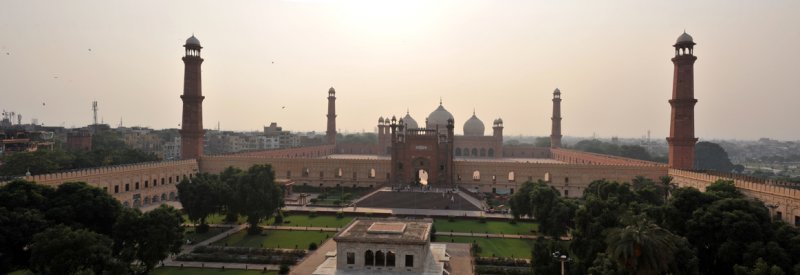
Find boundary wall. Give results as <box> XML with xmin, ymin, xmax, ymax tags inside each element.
<box><xmin>670</xmin><ymin>169</ymin><xmax>800</xmax><ymax>226</ymax></box>
<box><xmin>200</xmin><ymin>155</ymin><xmax>668</xmax><ymax>199</ymax></box>
<box><xmin>4</xmin><ymin>160</ymin><xmax>199</xmax><ymax>208</ymax></box>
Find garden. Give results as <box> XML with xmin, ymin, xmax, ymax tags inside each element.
<box><xmin>211</xmin><ymin>229</ymin><xmax>330</xmax><ymax>249</ymax></box>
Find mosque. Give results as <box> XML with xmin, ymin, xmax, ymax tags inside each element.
<box><xmin>12</xmin><ymin>32</ymin><xmax>800</xmax><ymax>227</ymax></box>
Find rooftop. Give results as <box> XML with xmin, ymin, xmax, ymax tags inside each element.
<box><xmin>334</xmin><ymin>218</ymin><xmax>432</xmax><ymax>245</ymax></box>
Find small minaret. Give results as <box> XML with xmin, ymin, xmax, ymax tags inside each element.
<box><xmin>180</xmin><ymin>35</ymin><xmax>205</xmax><ymax>160</ymax></box>
<box><xmin>492</xmin><ymin>118</ymin><xmax>503</xmax><ymax>138</ymax></box>
<box><xmin>326</xmin><ymin>87</ymin><xmax>337</xmax><ymax>145</ymax></box>
<box><xmin>668</xmin><ymin>31</ymin><xmax>699</xmax><ymax>170</ymax></box>
<box><xmin>550</xmin><ymin>88</ymin><xmax>562</xmax><ymax>148</ymax></box>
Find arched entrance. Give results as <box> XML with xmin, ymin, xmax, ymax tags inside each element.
<box><xmin>412</xmin><ymin>157</ymin><xmax>433</xmax><ymax>185</ymax></box>
<box><xmin>417</xmin><ymin>169</ymin><xmax>429</xmax><ymax>186</ymax></box>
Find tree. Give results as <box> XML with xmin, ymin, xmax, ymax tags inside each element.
<box><xmin>229</xmin><ymin>164</ymin><xmax>283</xmax><ymax>234</ymax></box>
<box><xmin>45</xmin><ymin>182</ymin><xmax>122</xmax><ymax>235</ymax></box>
<box><xmin>534</xmin><ymin>137</ymin><xmax>551</xmax><ymax>148</ymax></box>
<box><xmin>112</xmin><ymin>205</ymin><xmax>184</xmax><ymax>275</ymax></box>
<box><xmin>734</xmin><ymin>258</ymin><xmax>786</xmax><ymax>275</ymax></box>
<box><xmin>29</xmin><ymin>225</ymin><xmax>115</xmax><ymax>275</ymax></box>
<box><xmin>604</xmin><ymin>217</ymin><xmax>681</xmax><ymax>275</ymax></box>
<box><xmin>685</xmin><ymin>198</ymin><xmax>773</xmax><ymax>274</ymax></box>
<box><xmin>177</xmin><ymin>173</ymin><xmax>224</xmax><ymax>232</ymax></box>
<box><xmin>531</xmin><ymin>237</ymin><xmax>562</xmax><ymax>274</ymax></box>
<box><xmin>695</xmin><ymin>141</ymin><xmax>735</xmax><ymax>172</ymax></box>
<box><xmin>509</xmin><ymin>180</ymin><xmax>575</xmax><ymax>238</ymax></box>
<box><xmin>0</xmin><ymin>207</ymin><xmax>48</xmax><ymax>273</ymax></box>
<box><xmin>705</xmin><ymin>179</ymin><xmax>743</xmax><ymax>199</ymax></box>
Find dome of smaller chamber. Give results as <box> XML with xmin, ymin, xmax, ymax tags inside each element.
<box><xmin>463</xmin><ymin>112</ymin><xmax>485</xmax><ymax>136</ymax></box>
<box><xmin>403</xmin><ymin>111</ymin><xmax>418</xmax><ymax>129</ymax></box>
<box><xmin>186</xmin><ymin>35</ymin><xmax>201</xmax><ymax>46</ymax></box>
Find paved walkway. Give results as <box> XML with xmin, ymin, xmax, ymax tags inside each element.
<box><xmin>283</xmin><ymin>205</ymin><xmax>513</xmax><ymax>219</ymax></box>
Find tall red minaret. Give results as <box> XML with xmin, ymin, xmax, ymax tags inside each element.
<box><xmin>668</xmin><ymin>32</ymin><xmax>698</xmax><ymax>170</ymax></box>
<box><xmin>180</xmin><ymin>35</ymin><xmax>205</xmax><ymax>160</ymax></box>
<box><xmin>326</xmin><ymin>87</ymin><xmax>337</xmax><ymax>144</ymax></box>
<box><xmin>550</xmin><ymin>88</ymin><xmax>562</xmax><ymax>148</ymax></box>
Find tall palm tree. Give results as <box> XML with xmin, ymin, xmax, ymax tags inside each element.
<box><xmin>659</xmin><ymin>176</ymin><xmax>675</xmax><ymax>202</ymax></box>
<box><xmin>605</xmin><ymin>217</ymin><xmax>679</xmax><ymax>275</ymax></box>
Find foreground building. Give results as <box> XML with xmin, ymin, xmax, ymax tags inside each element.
<box><xmin>312</xmin><ymin>218</ymin><xmax>450</xmax><ymax>275</ymax></box>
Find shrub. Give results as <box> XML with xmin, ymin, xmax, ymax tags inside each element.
<box><xmin>309</xmin><ymin>211</ymin><xmax>317</xmax><ymax>217</ymax></box>
<box><xmin>479</xmin><ymin>215</ymin><xmax>487</xmax><ymax>224</ymax></box>
<box><xmin>509</xmin><ymin>219</ymin><xmax>517</xmax><ymax>225</ymax></box>
<box><xmin>196</xmin><ymin>223</ymin><xmax>210</xmax><ymax>233</ymax></box>
<box><xmin>447</xmin><ymin>215</ymin><xmax>455</xmax><ymax>222</ymax></box>
<box><xmin>279</xmin><ymin>263</ymin><xmax>290</xmax><ymax>274</ymax></box>
<box><xmin>308</xmin><ymin>242</ymin><xmax>318</xmax><ymax>250</ymax></box>
<box><xmin>274</xmin><ymin>213</ymin><xmax>284</xmax><ymax>225</ymax></box>
<box><xmin>336</xmin><ymin>211</ymin><xmax>344</xmax><ymax>219</ymax></box>
<box><xmin>309</xmin><ymin>198</ymin><xmax>318</xmax><ymax>204</ymax></box>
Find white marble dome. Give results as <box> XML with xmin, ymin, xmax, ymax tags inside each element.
<box><xmin>426</xmin><ymin>103</ymin><xmax>454</xmax><ymax>129</ymax></box>
<box><xmin>463</xmin><ymin>112</ymin><xmax>485</xmax><ymax>136</ymax></box>
<box><xmin>186</xmin><ymin>35</ymin><xmax>201</xmax><ymax>46</ymax></box>
<box><xmin>676</xmin><ymin>32</ymin><xmax>693</xmax><ymax>43</ymax></box>
<box><xmin>403</xmin><ymin>112</ymin><xmax>419</xmax><ymax>129</ymax></box>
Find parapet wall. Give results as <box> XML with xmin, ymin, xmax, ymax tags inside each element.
<box><xmin>551</xmin><ymin>148</ymin><xmax>666</xmax><ymax>167</ymax></box>
<box><xmin>6</xmin><ymin>160</ymin><xmax>199</xmax><ymax>209</ymax></box>
<box><xmin>200</xmin><ymin>155</ymin><xmax>391</xmax><ymax>188</ymax></box>
<box><xmin>669</xmin><ymin>169</ymin><xmax>800</xmax><ymax>226</ymax></box>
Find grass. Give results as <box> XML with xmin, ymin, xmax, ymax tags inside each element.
<box><xmin>151</xmin><ymin>267</ymin><xmax>276</xmax><ymax>275</ymax></box>
<box><xmin>446</xmin><ymin>236</ymin><xmax>534</xmax><ymax>259</ymax></box>
<box><xmin>8</xmin><ymin>270</ymin><xmax>33</xmax><ymax>275</ymax></box>
<box><xmin>434</xmin><ymin>219</ymin><xmax>538</xmax><ymax>235</ymax></box>
<box><xmin>266</xmin><ymin>214</ymin><xmax>353</xmax><ymax>228</ymax></box>
<box><xmin>185</xmin><ymin>226</ymin><xmax>228</xmax><ymax>244</ymax></box>
<box><xmin>182</xmin><ymin>213</ymin><xmax>247</xmax><ymax>225</ymax></box>
<box><xmin>212</xmin><ymin>229</ymin><xmax>330</xmax><ymax>249</ymax></box>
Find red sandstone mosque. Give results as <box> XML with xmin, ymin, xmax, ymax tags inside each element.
<box><xmin>11</xmin><ymin>32</ymin><xmax>800</xmax><ymax>226</ymax></box>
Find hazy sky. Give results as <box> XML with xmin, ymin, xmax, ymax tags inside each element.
<box><xmin>1</xmin><ymin>0</ymin><xmax>799</xmax><ymax>140</ymax></box>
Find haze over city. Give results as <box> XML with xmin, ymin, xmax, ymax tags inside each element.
<box><xmin>1</xmin><ymin>0</ymin><xmax>799</xmax><ymax>140</ymax></box>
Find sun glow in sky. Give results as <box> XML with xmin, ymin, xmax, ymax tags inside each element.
<box><xmin>1</xmin><ymin>0</ymin><xmax>799</xmax><ymax>140</ymax></box>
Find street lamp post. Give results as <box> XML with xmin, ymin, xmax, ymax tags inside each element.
<box><xmin>552</xmin><ymin>251</ymin><xmax>570</xmax><ymax>275</ymax></box>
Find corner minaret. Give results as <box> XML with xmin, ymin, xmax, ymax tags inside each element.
<box><xmin>180</xmin><ymin>35</ymin><xmax>205</xmax><ymax>160</ymax></box>
<box><xmin>668</xmin><ymin>31</ymin><xmax>699</xmax><ymax>170</ymax></box>
<box><xmin>550</xmin><ymin>88</ymin><xmax>562</xmax><ymax>148</ymax></box>
<box><xmin>326</xmin><ymin>87</ymin><xmax>337</xmax><ymax>144</ymax></box>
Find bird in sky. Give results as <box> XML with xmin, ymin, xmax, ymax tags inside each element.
<box><xmin>282</xmin><ymin>106</ymin><xmax>286</xmax><ymax>109</ymax></box>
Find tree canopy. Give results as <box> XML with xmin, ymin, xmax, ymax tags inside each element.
<box><xmin>695</xmin><ymin>141</ymin><xmax>735</xmax><ymax>172</ymax></box>
<box><xmin>0</xmin><ymin>179</ymin><xmax>184</xmax><ymax>274</ymax></box>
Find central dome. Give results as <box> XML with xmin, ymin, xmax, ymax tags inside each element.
<box><xmin>426</xmin><ymin>102</ymin><xmax>454</xmax><ymax>129</ymax></box>
<box><xmin>463</xmin><ymin>112</ymin><xmax>485</xmax><ymax>136</ymax></box>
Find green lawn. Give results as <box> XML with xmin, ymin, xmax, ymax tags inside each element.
<box><xmin>8</xmin><ymin>270</ymin><xmax>33</xmax><ymax>275</ymax></box>
<box><xmin>151</xmin><ymin>267</ymin><xmax>276</xmax><ymax>275</ymax></box>
<box><xmin>212</xmin><ymin>229</ymin><xmax>330</xmax><ymax>249</ymax></box>
<box><xmin>182</xmin><ymin>213</ymin><xmax>246</xmax><ymax>225</ymax></box>
<box><xmin>446</xmin><ymin>236</ymin><xmax>534</xmax><ymax>259</ymax></box>
<box><xmin>266</xmin><ymin>214</ymin><xmax>353</xmax><ymax>228</ymax></box>
<box><xmin>433</xmin><ymin>219</ymin><xmax>538</xmax><ymax>235</ymax></box>
<box><xmin>185</xmin><ymin>226</ymin><xmax>228</xmax><ymax>244</ymax></box>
